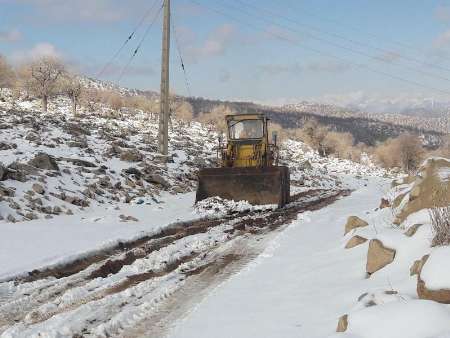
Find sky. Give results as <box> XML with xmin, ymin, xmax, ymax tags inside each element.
<box><xmin>2</xmin><ymin>0</ymin><xmax>450</xmax><ymax>111</ymax></box>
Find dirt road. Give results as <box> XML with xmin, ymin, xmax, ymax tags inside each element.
<box><xmin>0</xmin><ymin>189</ymin><xmax>349</xmax><ymax>338</ymax></box>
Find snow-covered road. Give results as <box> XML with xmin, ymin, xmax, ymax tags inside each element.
<box><xmin>0</xmin><ymin>193</ymin><xmax>197</xmax><ymax>280</ymax></box>
<box><xmin>168</xmin><ymin>178</ymin><xmax>388</xmax><ymax>338</ymax></box>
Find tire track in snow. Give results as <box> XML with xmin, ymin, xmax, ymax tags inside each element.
<box><xmin>0</xmin><ymin>189</ymin><xmax>350</xmax><ymax>337</ymax></box>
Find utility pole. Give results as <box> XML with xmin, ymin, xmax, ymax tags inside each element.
<box><xmin>158</xmin><ymin>0</ymin><xmax>170</xmax><ymax>155</ymax></box>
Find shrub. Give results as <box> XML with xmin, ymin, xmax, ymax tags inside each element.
<box><xmin>375</xmin><ymin>133</ymin><xmax>424</xmax><ymax>172</ymax></box>
<box><xmin>0</xmin><ymin>55</ymin><xmax>16</xmax><ymax>88</ymax></box>
<box><xmin>431</xmin><ymin>206</ymin><xmax>450</xmax><ymax>246</ymax></box>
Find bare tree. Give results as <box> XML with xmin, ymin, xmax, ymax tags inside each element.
<box><xmin>0</xmin><ymin>55</ymin><xmax>16</xmax><ymax>88</ymax></box>
<box><xmin>62</xmin><ymin>74</ymin><xmax>82</xmax><ymax>115</ymax></box>
<box><xmin>174</xmin><ymin>101</ymin><xmax>194</xmax><ymax>126</ymax></box>
<box><xmin>26</xmin><ymin>57</ymin><xmax>65</xmax><ymax>112</ymax></box>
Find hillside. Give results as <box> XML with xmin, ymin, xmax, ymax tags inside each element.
<box><xmin>187</xmin><ymin>97</ymin><xmax>447</xmax><ymax>148</ymax></box>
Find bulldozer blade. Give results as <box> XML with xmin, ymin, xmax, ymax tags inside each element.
<box><xmin>196</xmin><ymin>166</ymin><xmax>290</xmax><ymax>207</ymax></box>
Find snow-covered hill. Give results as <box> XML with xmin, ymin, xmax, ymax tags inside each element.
<box><xmin>0</xmin><ymin>88</ymin><xmax>388</xmax><ymax>225</ymax></box>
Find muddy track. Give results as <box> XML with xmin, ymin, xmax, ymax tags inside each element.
<box><xmin>0</xmin><ymin>188</ymin><xmax>350</xmax><ymax>337</ymax></box>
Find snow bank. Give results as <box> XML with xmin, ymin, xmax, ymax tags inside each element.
<box><xmin>421</xmin><ymin>247</ymin><xmax>450</xmax><ymax>290</ymax></box>
<box><xmin>334</xmin><ymin>300</ymin><xmax>450</xmax><ymax>338</ymax></box>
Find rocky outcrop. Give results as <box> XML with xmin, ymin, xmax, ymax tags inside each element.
<box><xmin>394</xmin><ymin>158</ymin><xmax>450</xmax><ymax>225</ymax></box>
<box><xmin>366</xmin><ymin>239</ymin><xmax>396</xmax><ymax>275</ymax></box>
<box><xmin>345</xmin><ymin>235</ymin><xmax>368</xmax><ymax>249</ymax></box>
<box><xmin>344</xmin><ymin>216</ymin><xmax>369</xmax><ymax>235</ymax></box>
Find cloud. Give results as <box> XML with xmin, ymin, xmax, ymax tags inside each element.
<box><xmin>5</xmin><ymin>0</ymin><xmax>138</xmax><ymax>23</ymax></box>
<box><xmin>435</xmin><ymin>5</ymin><xmax>450</xmax><ymax>22</ymax></box>
<box><xmin>10</xmin><ymin>42</ymin><xmax>64</xmax><ymax>63</ymax></box>
<box><xmin>186</xmin><ymin>24</ymin><xmax>236</xmax><ymax>62</ymax></box>
<box><xmin>434</xmin><ymin>30</ymin><xmax>450</xmax><ymax>49</ymax></box>
<box><xmin>0</xmin><ymin>29</ymin><xmax>22</xmax><ymax>42</ymax></box>
<box><xmin>257</xmin><ymin>61</ymin><xmax>350</xmax><ymax>76</ymax></box>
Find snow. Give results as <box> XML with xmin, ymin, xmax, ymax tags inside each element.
<box><xmin>168</xmin><ymin>178</ymin><xmax>394</xmax><ymax>338</ymax></box>
<box><xmin>438</xmin><ymin>167</ymin><xmax>450</xmax><ymax>181</ymax></box>
<box><xmin>421</xmin><ymin>247</ymin><xmax>450</xmax><ymax>290</ymax></box>
<box><xmin>0</xmin><ymin>193</ymin><xmax>197</xmax><ymax>280</ymax></box>
<box><xmin>332</xmin><ymin>300</ymin><xmax>450</xmax><ymax>338</ymax></box>
<box><xmin>194</xmin><ymin>196</ymin><xmax>277</xmax><ymax>218</ymax></box>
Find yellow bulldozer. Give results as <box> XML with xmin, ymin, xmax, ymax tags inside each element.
<box><xmin>196</xmin><ymin>113</ymin><xmax>290</xmax><ymax>207</ymax></box>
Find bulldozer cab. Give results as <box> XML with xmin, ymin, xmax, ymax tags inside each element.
<box><xmin>228</xmin><ymin>116</ymin><xmax>265</xmax><ymax>140</ymax></box>
<box><xmin>222</xmin><ymin>114</ymin><xmax>276</xmax><ymax>168</ymax></box>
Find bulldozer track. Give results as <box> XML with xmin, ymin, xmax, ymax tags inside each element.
<box><xmin>0</xmin><ymin>188</ymin><xmax>350</xmax><ymax>337</ymax></box>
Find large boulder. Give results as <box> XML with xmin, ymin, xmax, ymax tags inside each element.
<box><xmin>28</xmin><ymin>153</ymin><xmax>59</xmax><ymax>171</ymax></box>
<box><xmin>418</xmin><ymin>250</ymin><xmax>450</xmax><ymax>304</ymax></box>
<box><xmin>366</xmin><ymin>239</ymin><xmax>396</xmax><ymax>275</ymax></box>
<box><xmin>394</xmin><ymin>158</ymin><xmax>450</xmax><ymax>225</ymax></box>
<box><xmin>345</xmin><ymin>235</ymin><xmax>368</xmax><ymax>249</ymax></box>
<box><xmin>344</xmin><ymin>216</ymin><xmax>368</xmax><ymax>235</ymax></box>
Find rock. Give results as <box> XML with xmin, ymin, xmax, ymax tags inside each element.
<box><xmin>416</xmin><ymin>254</ymin><xmax>450</xmax><ymax>303</ymax></box>
<box><xmin>28</xmin><ymin>153</ymin><xmax>59</xmax><ymax>171</ymax></box>
<box><xmin>25</xmin><ymin>212</ymin><xmax>38</xmax><ymax>220</ymax></box>
<box><xmin>379</xmin><ymin>198</ymin><xmax>390</xmax><ymax>209</ymax></box>
<box><xmin>124</xmin><ymin>167</ymin><xmax>142</xmax><ymax>178</ymax></box>
<box><xmin>67</xmin><ymin>140</ymin><xmax>88</xmax><ymax>148</ymax></box>
<box><xmin>394</xmin><ymin>158</ymin><xmax>450</xmax><ymax>225</ymax></box>
<box><xmin>410</xmin><ymin>259</ymin><xmax>423</xmax><ymax>276</ymax></box>
<box><xmin>145</xmin><ymin>174</ymin><xmax>170</xmax><ymax>188</ymax></box>
<box><xmin>345</xmin><ymin>235</ymin><xmax>368</xmax><ymax>249</ymax></box>
<box><xmin>366</xmin><ymin>239</ymin><xmax>396</xmax><ymax>275</ymax></box>
<box><xmin>418</xmin><ymin>278</ymin><xmax>450</xmax><ymax>304</ymax></box>
<box><xmin>0</xmin><ymin>142</ymin><xmax>17</xmax><ymax>150</ymax></box>
<box><xmin>120</xmin><ymin>149</ymin><xmax>143</xmax><ymax>162</ymax></box>
<box><xmin>344</xmin><ymin>216</ymin><xmax>369</xmax><ymax>235</ymax></box>
<box><xmin>7</xmin><ymin>214</ymin><xmax>16</xmax><ymax>223</ymax></box>
<box><xmin>119</xmin><ymin>214</ymin><xmax>139</xmax><ymax>222</ymax></box>
<box><xmin>0</xmin><ymin>184</ymin><xmax>15</xmax><ymax>197</ymax></box>
<box><xmin>404</xmin><ymin>224</ymin><xmax>423</xmax><ymax>237</ymax></box>
<box><xmin>61</xmin><ymin>158</ymin><xmax>96</xmax><ymax>167</ymax></box>
<box><xmin>336</xmin><ymin>314</ymin><xmax>348</xmax><ymax>332</ymax></box>
<box><xmin>32</xmin><ymin>183</ymin><xmax>45</xmax><ymax>194</ymax></box>
<box><xmin>0</xmin><ymin>164</ymin><xmax>7</xmax><ymax>180</ymax></box>
<box><xmin>63</xmin><ymin>123</ymin><xmax>91</xmax><ymax>136</ymax></box>
<box><xmin>25</xmin><ymin>131</ymin><xmax>40</xmax><ymax>142</ymax></box>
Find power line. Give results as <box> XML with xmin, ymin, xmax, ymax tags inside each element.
<box><xmin>236</xmin><ymin>0</ymin><xmax>450</xmax><ymax>75</ymax></box>
<box><xmin>211</xmin><ymin>0</ymin><xmax>450</xmax><ymax>84</ymax></box>
<box><xmin>189</xmin><ymin>0</ymin><xmax>450</xmax><ymax>96</ymax></box>
<box><xmin>171</xmin><ymin>15</ymin><xmax>192</xmax><ymax>97</ymax></box>
<box><xmin>117</xmin><ymin>2</ymin><xmax>164</xmax><ymax>83</ymax></box>
<box><xmin>284</xmin><ymin>0</ymin><xmax>439</xmax><ymax>59</ymax></box>
<box><xmin>97</xmin><ymin>0</ymin><xmax>161</xmax><ymax>78</ymax></box>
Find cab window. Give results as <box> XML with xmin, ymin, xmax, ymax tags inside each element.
<box><xmin>229</xmin><ymin>119</ymin><xmax>264</xmax><ymax>139</ymax></box>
